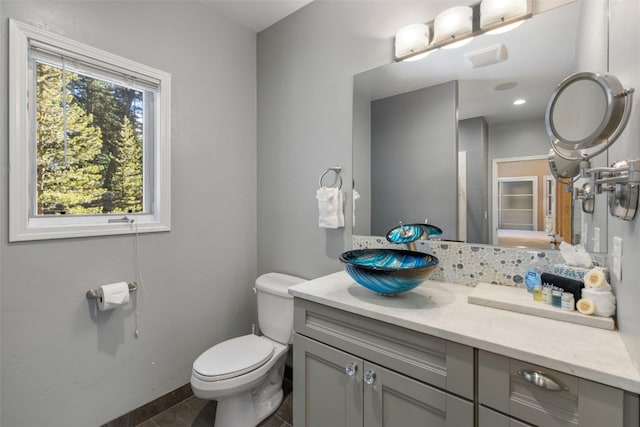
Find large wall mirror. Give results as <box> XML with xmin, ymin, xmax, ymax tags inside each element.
<box><xmin>352</xmin><ymin>0</ymin><xmax>609</xmax><ymax>253</ymax></box>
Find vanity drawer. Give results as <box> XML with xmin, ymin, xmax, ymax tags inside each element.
<box><xmin>478</xmin><ymin>349</ymin><xmax>638</xmax><ymax>427</ymax></box>
<box><xmin>478</xmin><ymin>405</ymin><xmax>533</xmax><ymax>427</ymax></box>
<box><xmin>293</xmin><ymin>298</ymin><xmax>473</xmax><ymax>399</ymax></box>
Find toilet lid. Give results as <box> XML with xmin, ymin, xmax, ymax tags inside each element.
<box><xmin>193</xmin><ymin>334</ymin><xmax>274</xmax><ymax>381</ymax></box>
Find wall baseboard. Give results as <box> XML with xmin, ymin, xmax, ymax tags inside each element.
<box><xmin>101</xmin><ymin>363</ymin><xmax>293</xmax><ymax>426</ymax></box>
<box><xmin>101</xmin><ymin>383</ymin><xmax>193</xmax><ymax>427</ymax></box>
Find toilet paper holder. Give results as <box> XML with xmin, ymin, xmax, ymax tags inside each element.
<box><xmin>85</xmin><ymin>282</ymin><xmax>138</xmax><ymax>300</ymax></box>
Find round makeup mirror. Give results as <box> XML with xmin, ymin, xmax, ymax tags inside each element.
<box><xmin>546</xmin><ymin>72</ymin><xmax>632</xmax><ymax>159</ymax></box>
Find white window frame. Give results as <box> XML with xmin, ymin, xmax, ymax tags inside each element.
<box><xmin>9</xmin><ymin>19</ymin><xmax>171</xmax><ymax>241</ymax></box>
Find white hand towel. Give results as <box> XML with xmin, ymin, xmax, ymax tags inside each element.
<box><xmin>316</xmin><ymin>186</ymin><xmax>344</xmax><ymax>229</ymax></box>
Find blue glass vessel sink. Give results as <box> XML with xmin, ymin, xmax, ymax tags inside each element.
<box><xmin>339</xmin><ymin>249</ymin><xmax>439</xmax><ymax>296</ymax></box>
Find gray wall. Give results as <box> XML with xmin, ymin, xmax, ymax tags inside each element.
<box><xmin>3</xmin><ymin>1</ymin><xmax>638</xmax><ymax>425</ymax></box>
<box><xmin>0</xmin><ymin>2</ymin><xmax>257</xmax><ymax>425</ymax></box>
<box><xmin>487</xmin><ymin>117</ymin><xmax>549</xmax><ymax>160</ymax></box>
<box><xmin>459</xmin><ymin>117</ymin><xmax>489</xmax><ymax>244</ymax></box>
<box><xmin>370</xmin><ymin>82</ymin><xmax>458</xmax><ymax>239</ymax></box>
<box><xmin>608</xmin><ymin>0</ymin><xmax>640</xmax><ymax>367</ymax></box>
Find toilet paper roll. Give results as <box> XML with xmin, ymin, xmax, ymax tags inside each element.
<box><xmin>98</xmin><ymin>282</ymin><xmax>130</xmax><ymax>311</ymax></box>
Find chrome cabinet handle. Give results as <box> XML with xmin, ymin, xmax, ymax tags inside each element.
<box><xmin>517</xmin><ymin>370</ymin><xmax>569</xmax><ymax>392</ymax></box>
<box><xmin>364</xmin><ymin>370</ymin><xmax>376</xmax><ymax>385</ymax></box>
<box><xmin>345</xmin><ymin>362</ymin><xmax>357</xmax><ymax>377</ymax></box>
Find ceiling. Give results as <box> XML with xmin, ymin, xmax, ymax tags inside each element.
<box><xmin>201</xmin><ymin>0</ymin><xmax>314</xmax><ymax>32</ymax></box>
<box><xmin>201</xmin><ymin>0</ymin><xmax>583</xmax><ymax>125</ymax></box>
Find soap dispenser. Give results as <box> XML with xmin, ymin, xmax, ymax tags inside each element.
<box><xmin>524</xmin><ymin>254</ymin><xmax>542</xmax><ymax>293</ymax></box>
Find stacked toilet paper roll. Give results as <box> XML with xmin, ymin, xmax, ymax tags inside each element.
<box><xmin>97</xmin><ymin>282</ymin><xmax>130</xmax><ymax>311</ymax></box>
<box><xmin>578</xmin><ymin>268</ymin><xmax>615</xmax><ymax>317</ymax></box>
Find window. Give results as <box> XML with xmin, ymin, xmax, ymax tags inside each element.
<box><xmin>9</xmin><ymin>19</ymin><xmax>171</xmax><ymax>241</ymax></box>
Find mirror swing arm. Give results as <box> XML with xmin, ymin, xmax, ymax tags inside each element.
<box><xmin>579</xmin><ymin>158</ymin><xmax>640</xmax><ymax>220</ymax></box>
<box><xmin>578</xmin><ymin>87</ymin><xmax>638</xmax><ymax>219</ymax></box>
<box><xmin>546</xmin><ymin>72</ymin><xmax>638</xmax><ymax>220</ymax></box>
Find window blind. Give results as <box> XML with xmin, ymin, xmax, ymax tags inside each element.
<box><xmin>29</xmin><ymin>41</ymin><xmax>160</xmax><ymax>92</ymax></box>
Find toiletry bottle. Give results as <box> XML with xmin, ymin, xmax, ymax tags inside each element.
<box><xmin>542</xmin><ymin>284</ymin><xmax>552</xmax><ymax>304</ymax></box>
<box><xmin>561</xmin><ymin>292</ymin><xmax>575</xmax><ymax>311</ymax></box>
<box><xmin>551</xmin><ymin>288</ymin><xmax>563</xmax><ymax>307</ymax></box>
<box><xmin>524</xmin><ymin>256</ymin><xmax>542</xmax><ymax>293</ymax></box>
<box><xmin>533</xmin><ymin>284</ymin><xmax>543</xmax><ymax>301</ymax></box>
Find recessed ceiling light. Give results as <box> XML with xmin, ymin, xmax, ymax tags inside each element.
<box><xmin>513</xmin><ymin>98</ymin><xmax>526</xmax><ymax>105</ymax></box>
<box><xmin>495</xmin><ymin>82</ymin><xmax>518</xmax><ymax>91</ymax></box>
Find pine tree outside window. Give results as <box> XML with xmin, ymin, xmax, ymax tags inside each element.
<box><xmin>9</xmin><ymin>19</ymin><xmax>171</xmax><ymax>241</ymax></box>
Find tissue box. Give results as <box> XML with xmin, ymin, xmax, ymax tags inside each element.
<box><xmin>553</xmin><ymin>264</ymin><xmax>610</xmax><ymax>283</ymax></box>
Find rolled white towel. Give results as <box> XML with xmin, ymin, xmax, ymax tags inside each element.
<box><xmin>583</xmin><ymin>268</ymin><xmax>607</xmax><ymax>288</ymax></box>
<box><xmin>316</xmin><ymin>187</ymin><xmax>344</xmax><ymax>229</ymax></box>
<box><xmin>582</xmin><ymin>287</ymin><xmax>616</xmax><ymax>317</ymax></box>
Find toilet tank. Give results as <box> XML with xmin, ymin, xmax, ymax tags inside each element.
<box><xmin>255</xmin><ymin>272</ymin><xmax>306</xmax><ymax>344</ymax></box>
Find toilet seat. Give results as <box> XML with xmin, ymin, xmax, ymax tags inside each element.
<box><xmin>193</xmin><ymin>334</ymin><xmax>274</xmax><ymax>382</ymax></box>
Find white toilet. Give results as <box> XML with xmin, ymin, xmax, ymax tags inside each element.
<box><xmin>190</xmin><ymin>272</ymin><xmax>305</xmax><ymax>427</ymax></box>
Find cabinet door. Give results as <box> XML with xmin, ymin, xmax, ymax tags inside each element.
<box><xmin>363</xmin><ymin>361</ymin><xmax>473</xmax><ymax>427</ymax></box>
<box><xmin>293</xmin><ymin>334</ymin><xmax>363</xmax><ymax>427</ymax></box>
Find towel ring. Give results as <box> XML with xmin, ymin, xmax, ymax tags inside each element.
<box><xmin>319</xmin><ymin>166</ymin><xmax>342</xmax><ymax>190</ymax></box>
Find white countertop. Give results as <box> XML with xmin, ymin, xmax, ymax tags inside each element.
<box><xmin>289</xmin><ymin>271</ymin><xmax>640</xmax><ymax>394</ymax></box>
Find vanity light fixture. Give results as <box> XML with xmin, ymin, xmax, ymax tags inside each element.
<box><xmin>394</xmin><ymin>23</ymin><xmax>433</xmax><ymax>61</ymax></box>
<box><xmin>393</xmin><ymin>1</ymin><xmax>531</xmax><ymax>62</ymax></box>
<box><xmin>433</xmin><ymin>6</ymin><xmax>474</xmax><ymax>49</ymax></box>
<box><xmin>480</xmin><ymin>0</ymin><xmax>530</xmax><ymax>34</ymax></box>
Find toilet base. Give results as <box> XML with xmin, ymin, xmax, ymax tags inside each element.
<box><xmin>203</xmin><ymin>352</ymin><xmax>287</xmax><ymax>427</ymax></box>
<box><xmin>213</xmin><ymin>386</ymin><xmax>284</xmax><ymax>427</ymax></box>
<box><xmin>255</xmin><ymin>388</ymin><xmax>284</xmax><ymax>424</ymax></box>
<box><xmin>214</xmin><ymin>392</ymin><xmax>255</xmax><ymax>427</ymax></box>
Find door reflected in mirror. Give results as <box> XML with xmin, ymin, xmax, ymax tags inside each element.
<box><xmin>492</xmin><ymin>156</ymin><xmax>572</xmax><ymax>250</ymax></box>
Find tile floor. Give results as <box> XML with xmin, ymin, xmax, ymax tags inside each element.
<box><xmin>136</xmin><ymin>379</ymin><xmax>293</xmax><ymax>427</ymax></box>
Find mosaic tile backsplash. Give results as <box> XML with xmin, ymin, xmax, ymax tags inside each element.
<box><xmin>353</xmin><ymin>235</ymin><xmax>607</xmax><ymax>288</ymax></box>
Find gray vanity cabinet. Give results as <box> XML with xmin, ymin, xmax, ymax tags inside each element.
<box><xmin>292</xmin><ymin>299</ymin><xmax>474</xmax><ymax>427</ymax></box>
<box><xmin>478</xmin><ymin>349</ymin><xmax>640</xmax><ymax>427</ymax></box>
